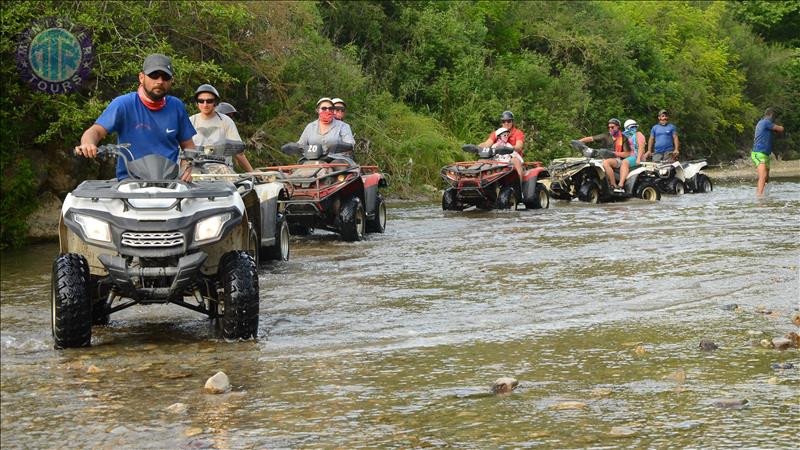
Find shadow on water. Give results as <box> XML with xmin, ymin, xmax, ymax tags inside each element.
<box><xmin>1</xmin><ymin>179</ymin><xmax>798</xmax><ymax>448</ymax></box>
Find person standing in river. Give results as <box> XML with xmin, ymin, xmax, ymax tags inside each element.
<box><xmin>752</xmin><ymin>107</ymin><xmax>784</xmax><ymax>196</ymax></box>
<box><xmin>74</xmin><ymin>54</ymin><xmax>196</xmax><ymax>181</ymax></box>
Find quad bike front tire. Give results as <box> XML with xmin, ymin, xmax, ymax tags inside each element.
<box><xmin>366</xmin><ymin>193</ymin><xmax>387</xmax><ymax>233</ymax></box>
<box><xmin>524</xmin><ymin>183</ymin><xmax>550</xmax><ymax>209</ymax></box>
<box><xmin>668</xmin><ymin>179</ymin><xmax>686</xmax><ymax>195</ymax></box>
<box><xmin>51</xmin><ymin>253</ymin><xmax>92</xmax><ymax>349</ymax></box>
<box><xmin>496</xmin><ymin>186</ymin><xmax>518</xmax><ymax>210</ymax></box>
<box><xmin>442</xmin><ymin>188</ymin><xmax>462</xmax><ymax>211</ymax></box>
<box><xmin>262</xmin><ymin>216</ymin><xmax>290</xmax><ymax>261</ymax></box>
<box><xmin>695</xmin><ymin>174</ymin><xmax>713</xmax><ymax>193</ymax></box>
<box><xmin>340</xmin><ymin>195</ymin><xmax>366</xmax><ymax>241</ymax></box>
<box><xmin>578</xmin><ymin>181</ymin><xmax>601</xmax><ymax>204</ymax></box>
<box><xmin>637</xmin><ymin>184</ymin><xmax>661</xmax><ymax>201</ymax></box>
<box><xmin>218</xmin><ymin>251</ymin><xmax>259</xmax><ymax>340</ymax></box>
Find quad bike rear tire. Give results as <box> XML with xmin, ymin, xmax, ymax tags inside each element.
<box><xmin>525</xmin><ymin>184</ymin><xmax>550</xmax><ymax>209</ymax></box>
<box><xmin>340</xmin><ymin>195</ymin><xmax>366</xmax><ymax>241</ymax></box>
<box><xmin>367</xmin><ymin>193</ymin><xmax>387</xmax><ymax>233</ymax></box>
<box><xmin>496</xmin><ymin>186</ymin><xmax>517</xmax><ymax>210</ymax></box>
<box><xmin>696</xmin><ymin>174</ymin><xmax>713</xmax><ymax>193</ymax></box>
<box><xmin>51</xmin><ymin>253</ymin><xmax>92</xmax><ymax>349</ymax></box>
<box><xmin>218</xmin><ymin>251</ymin><xmax>259</xmax><ymax>340</ymax></box>
<box><xmin>578</xmin><ymin>181</ymin><xmax>601</xmax><ymax>204</ymax></box>
<box><xmin>637</xmin><ymin>184</ymin><xmax>661</xmax><ymax>201</ymax></box>
<box><xmin>669</xmin><ymin>179</ymin><xmax>686</xmax><ymax>195</ymax></box>
<box><xmin>247</xmin><ymin>221</ymin><xmax>260</xmax><ymax>266</ymax></box>
<box><xmin>442</xmin><ymin>188</ymin><xmax>462</xmax><ymax>211</ymax></box>
<box><xmin>262</xmin><ymin>216</ymin><xmax>290</xmax><ymax>261</ymax></box>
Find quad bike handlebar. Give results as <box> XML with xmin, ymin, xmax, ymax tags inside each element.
<box><xmin>569</xmin><ymin>140</ymin><xmax>615</xmax><ymax>159</ymax></box>
<box><xmin>462</xmin><ymin>144</ymin><xmax>514</xmax><ymax>159</ymax></box>
<box><xmin>281</xmin><ymin>142</ymin><xmax>355</xmax><ymax>161</ymax></box>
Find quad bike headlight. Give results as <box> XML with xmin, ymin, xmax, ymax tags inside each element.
<box><xmin>658</xmin><ymin>167</ymin><xmax>670</xmax><ymax>177</ymax></box>
<box><xmin>194</xmin><ymin>213</ymin><xmax>231</xmax><ymax>242</ymax></box>
<box><xmin>73</xmin><ymin>213</ymin><xmax>111</xmax><ymax>242</ymax></box>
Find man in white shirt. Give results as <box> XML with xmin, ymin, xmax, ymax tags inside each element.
<box><xmin>190</xmin><ymin>84</ymin><xmax>254</xmax><ymax>172</ymax></box>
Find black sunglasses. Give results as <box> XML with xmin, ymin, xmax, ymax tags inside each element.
<box><xmin>146</xmin><ymin>71</ymin><xmax>172</xmax><ymax>81</ymax></box>
<box><xmin>319</xmin><ymin>106</ymin><xmax>335</xmax><ymax>111</ymax></box>
<box><xmin>501</xmin><ymin>119</ymin><xmax>513</xmax><ymax>123</ymax></box>
<box><xmin>196</xmin><ymin>98</ymin><xmax>216</xmax><ymax>104</ymax></box>
<box><xmin>334</xmin><ymin>106</ymin><xmax>346</xmax><ymax>112</ymax></box>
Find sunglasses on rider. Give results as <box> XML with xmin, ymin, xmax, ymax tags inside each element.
<box><xmin>319</xmin><ymin>106</ymin><xmax>335</xmax><ymax>112</ymax></box>
<box><xmin>501</xmin><ymin>119</ymin><xmax>513</xmax><ymax>124</ymax></box>
<box><xmin>608</xmin><ymin>125</ymin><xmax>619</xmax><ymax>129</ymax></box>
<box><xmin>146</xmin><ymin>71</ymin><xmax>172</xmax><ymax>81</ymax></box>
<box><xmin>196</xmin><ymin>98</ymin><xmax>216</xmax><ymax>104</ymax></box>
<box><xmin>334</xmin><ymin>106</ymin><xmax>346</xmax><ymax>112</ymax></box>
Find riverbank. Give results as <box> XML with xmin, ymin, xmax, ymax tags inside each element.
<box><xmin>705</xmin><ymin>158</ymin><xmax>800</xmax><ymax>180</ymax></box>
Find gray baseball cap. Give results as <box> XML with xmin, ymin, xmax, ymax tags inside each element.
<box><xmin>142</xmin><ymin>54</ymin><xmax>174</xmax><ymax>77</ymax></box>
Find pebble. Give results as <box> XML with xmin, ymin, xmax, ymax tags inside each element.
<box><xmin>772</xmin><ymin>338</ymin><xmax>792</xmax><ymax>350</ymax></box>
<box><xmin>166</xmin><ymin>402</ymin><xmax>188</xmax><ymax>414</ymax></box>
<box><xmin>760</xmin><ymin>339</ymin><xmax>774</xmax><ymax>349</ymax></box>
<box><xmin>491</xmin><ymin>377</ymin><xmax>518</xmax><ymax>394</ymax></box>
<box><xmin>550</xmin><ymin>401</ymin><xmax>587</xmax><ymax>410</ymax></box>
<box><xmin>608</xmin><ymin>426</ymin><xmax>637</xmax><ymax>437</ymax></box>
<box><xmin>712</xmin><ymin>398</ymin><xmax>748</xmax><ymax>409</ymax></box>
<box><xmin>792</xmin><ymin>312</ymin><xmax>800</xmax><ymax>327</ymax></box>
<box><xmin>184</xmin><ymin>427</ymin><xmax>203</xmax><ymax>437</ymax></box>
<box><xmin>86</xmin><ymin>365</ymin><xmax>103</xmax><ymax>374</ymax></box>
<box><xmin>699</xmin><ymin>339</ymin><xmax>718</xmax><ymax>351</ymax></box>
<box><xmin>770</xmin><ymin>362</ymin><xmax>795</xmax><ymax>370</ymax></box>
<box><xmin>204</xmin><ymin>371</ymin><xmax>230</xmax><ymax>394</ymax></box>
<box><xmin>786</xmin><ymin>332</ymin><xmax>799</xmax><ymax>348</ymax></box>
<box><xmin>633</xmin><ymin>344</ymin><xmax>647</xmax><ymax>356</ymax></box>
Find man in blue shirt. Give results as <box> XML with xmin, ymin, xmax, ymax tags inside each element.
<box><xmin>647</xmin><ymin>109</ymin><xmax>680</xmax><ymax>162</ymax></box>
<box><xmin>75</xmin><ymin>54</ymin><xmax>196</xmax><ymax>181</ymax></box>
<box><xmin>752</xmin><ymin>107</ymin><xmax>785</xmax><ymax>196</ymax></box>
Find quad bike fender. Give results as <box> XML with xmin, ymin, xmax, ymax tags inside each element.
<box><xmin>252</xmin><ymin>182</ymin><xmax>288</xmax><ymax>247</ymax></box>
<box><xmin>521</xmin><ymin>168</ymin><xmax>549</xmax><ymax>199</ymax></box>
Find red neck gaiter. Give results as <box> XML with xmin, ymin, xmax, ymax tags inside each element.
<box><xmin>319</xmin><ymin>110</ymin><xmax>334</xmax><ymax>125</ymax></box>
<box><xmin>137</xmin><ymin>86</ymin><xmax>166</xmax><ymax>111</ymax></box>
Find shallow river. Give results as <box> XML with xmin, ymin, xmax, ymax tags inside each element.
<box><xmin>1</xmin><ymin>179</ymin><xmax>799</xmax><ymax>449</ymax></box>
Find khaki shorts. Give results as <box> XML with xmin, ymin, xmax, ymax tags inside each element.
<box><xmin>653</xmin><ymin>152</ymin><xmax>674</xmax><ymax>162</ymax></box>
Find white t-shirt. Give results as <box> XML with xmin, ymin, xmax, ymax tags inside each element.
<box><xmin>190</xmin><ymin>112</ymin><xmax>242</xmax><ymax>166</ymax></box>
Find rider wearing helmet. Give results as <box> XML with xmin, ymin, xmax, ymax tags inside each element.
<box><xmin>190</xmin><ymin>84</ymin><xmax>254</xmax><ymax>172</ymax></box>
<box><xmin>478</xmin><ymin>111</ymin><xmax>526</xmax><ymax>190</ymax></box>
<box><xmin>578</xmin><ymin>118</ymin><xmax>632</xmax><ymax>192</ymax></box>
<box><xmin>616</xmin><ymin>119</ymin><xmax>647</xmax><ymax>190</ymax></box>
<box><xmin>331</xmin><ymin>97</ymin><xmax>355</xmax><ymax>153</ymax></box>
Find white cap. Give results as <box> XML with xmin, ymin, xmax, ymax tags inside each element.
<box><xmin>316</xmin><ymin>97</ymin><xmax>333</xmax><ymax>107</ymax></box>
<box><xmin>331</xmin><ymin>97</ymin><xmax>345</xmax><ymax>106</ymax></box>
<box><xmin>495</xmin><ymin>127</ymin><xmax>509</xmax><ymax>136</ymax></box>
<box><xmin>624</xmin><ymin>119</ymin><xmax>638</xmax><ymax>130</ymax></box>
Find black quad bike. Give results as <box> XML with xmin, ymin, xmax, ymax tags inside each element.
<box><xmin>52</xmin><ymin>144</ymin><xmax>260</xmax><ymax>349</ymax></box>
<box><xmin>187</xmin><ymin>140</ymin><xmax>291</xmax><ymax>263</ymax></box>
<box><xmin>440</xmin><ymin>144</ymin><xmax>550</xmax><ymax>211</ymax></box>
<box><xmin>543</xmin><ymin>140</ymin><xmax>660</xmax><ymax>203</ymax></box>
<box><xmin>264</xmin><ymin>142</ymin><xmax>387</xmax><ymax>241</ymax></box>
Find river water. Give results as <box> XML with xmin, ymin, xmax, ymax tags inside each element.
<box><xmin>1</xmin><ymin>179</ymin><xmax>798</xmax><ymax>449</ymax></box>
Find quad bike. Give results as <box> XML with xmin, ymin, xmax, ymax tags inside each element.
<box><xmin>440</xmin><ymin>144</ymin><xmax>550</xmax><ymax>211</ymax></box>
<box><xmin>638</xmin><ymin>158</ymin><xmax>713</xmax><ymax>195</ymax></box>
<box><xmin>542</xmin><ymin>140</ymin><xmax>660</xmax><ymax>203</ymax></box>
<box><xmin>52</xmin><ymin>144</ymin><xmax>259</xmax><ymax>349</ymax></box>
<box><xmin>263</xmin><ymin>142</ymin><xmax>387</xmax><ymax>242</ymax></box>
<box><xmin>187</xmin><ymin>140</ymin><xmax>291</xmax><ymax>263</ymax></box>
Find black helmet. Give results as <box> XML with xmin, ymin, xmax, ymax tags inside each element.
<box><xmin>500</xmin><ymin>111</ymin><xmax>515</xmax><ymax>121</ymax></box>
<box><xmin>194</xmin><ymin>84</ymin><xmax>220</xmax><ymax>103</ymax></box>
<box><xmin>608</xmin><ymin>118</ymin><xmax>621</xmax><ymax>127</ymax></box>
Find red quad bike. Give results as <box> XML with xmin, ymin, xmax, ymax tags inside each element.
<box><xmin>265</xmin><ymin>142</ymin><xmax>387</xmax><ymax>241</ymax></box>
<box><xmin>441</xmin><ymin>144</ymin><xmax>550</xmax><ymax>211</ymax></box>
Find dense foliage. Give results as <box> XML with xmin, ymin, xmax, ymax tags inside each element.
<box><xmin>1</xmin><ymin>0</ymin><xmax>797</xmax><ymax>247</ymax></box>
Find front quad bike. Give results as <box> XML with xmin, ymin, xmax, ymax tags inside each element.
<box><xmin>52</xmin><ymin>144</ymin><xmax>259</xmax><ymax>349</ymax></box>
<box><xmin>264</xmin><ymin>142</ymin><xmax>388</xmax><ymax>242</ymax></box>
<box><xmin>440</xmin><ymin>144</ymin><xmax>550</xmax><ymax>211</ymax></box>
<box><xmin>542</xmin><ymin>140</ymin><xmax>660</xmax><ymax>204</ymax></box>
<box><xmin>187</xmin><ymin>140</ymin><xmax>292</xmax><ymax>263</ymax></box>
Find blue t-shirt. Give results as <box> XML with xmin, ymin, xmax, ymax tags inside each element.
<box><xmin>753</xmin><ymin>118</ymin><xmax>775</xmax><ymax>155</ymax></box>
<box><xmin>649</xmin><ymin>123</ymin><xmax>677</xmax><ymax>153</ymax></box>
<box><xmin>95</xmin><ymin>92</ymin><xmax>196</xmax><ymax>179</ymax></box>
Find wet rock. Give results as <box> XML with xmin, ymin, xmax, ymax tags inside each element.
<box><xmin>608</xmin><ymin>426</ymin><xmax>637</xmax><ymax>437</ymax></box>
<box><xmin>491</xmin><ymin>377</ymin><xmax>518</xmax><ymax>394</ymax></box>
<box><xmin>108</xmin><ymin>425</ymin><xmax>129</xmax><ymax>434</ymax></box>
<box><xmin>166</xmin><ymin>402</ymin><xmax>188</xmax><ymax>414</ymax></box>
<box><xmin>204</xmin><ymin>371</ymin><xmax>230</xmax><ymax>394</ymax></box>
<box><xmin>721</xmin><ymin>303</ymin><xmax>738</xmax><ymax>311</ymax></box>
<box><xmin>770</xmin><ymin>362</ymin><xmax>795</xmax><ymax>370</ymax></box>
<box><xmin>792</xmin><ymin>312</ymin><xmax>800</xmax><ymax>327</ymax></box>
<box><xmin>699</xmin><ymin>339</ymin><xmax>718</xmax><ymax>351</ymax></box>
<box><xmin>86</xmin><ymin>365</ymin><xmax>103</xmax><ymax>374</ymax></box>
<box><xmin>550</xmin><ymin>401</ymin><xmax>587</xmax><ymax>410</ymax></box>
<box><xmin>712</xmin><ymin>398</ymin><xmax>748</xmax><ymax>409</ymax></box>
<box><xmin>184</xmin><ymin>427</ymin><xmax>203</xmax><ymax>437</ymax></box>
<box><xmin>786</xmin><ymin>332</ymin><xmax>799</xmax><ymax>348</ymax></box>
<box><xmin>760</xmin><ymin>339</ymin><xmax>774</xmax><ymax>349</ymax></box>
<box><xmin>633</xmin><ymin>344</ymin><xmax>647</xmax><ymax>356</ymax></box>
<box><xmin>755</xmin><ymin>305</ymin><xmax>771</xmax><ymax>314</ymax></box>
<box><xmin>772</xmin><ymin>338</ymin><xmax>792</xmax><ymax>350</ymax></box>
<box><xmin>665</xmin><ymin>368</ymin><xmax>687</xmax><ymax>384</ymax></box>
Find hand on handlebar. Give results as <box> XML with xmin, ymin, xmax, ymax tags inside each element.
<box><xmin>74</xmin><ymin>143</ymin><xmax>99</xmax><ymax>158</ymax></box>
<box><xmin>180</xmin><ymin>163</ymin><xmax>193</xmax><ymax>183</ymax></box>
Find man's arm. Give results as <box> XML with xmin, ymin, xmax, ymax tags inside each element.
<box><xmin>647</xmin><ymin>134</ymin><xmax>654</xmax><ymax>155</ymax></box>
<box><xmin>74</xmin><ymin>124</ymin><xmax>109</xmax><ymax>158</ymax></box>
<box><xmin>773</xmin><ymin>124</ymin><xmax>785</xmax><ymax>133</ymax></box>
<box><xmin>672</xmin><ymin>131</ymin><xmax>680</xmax><ymax>156</ymax></box>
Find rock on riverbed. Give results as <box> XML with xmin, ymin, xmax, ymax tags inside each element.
<box><xmin>204</xmin><ymin>371</ymin><xmax>230</xmax><ymax>394</ymax></box>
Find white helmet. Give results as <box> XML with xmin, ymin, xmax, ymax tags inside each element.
<box><xmin>495</xmin><ymin>127</ymin><xmax>509</xmax><ymax>137</ymax></box>
<box><xmin>624</xmin><ymin>119</ymin><xmax>638</xmax><ymax>130</ymax></box>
